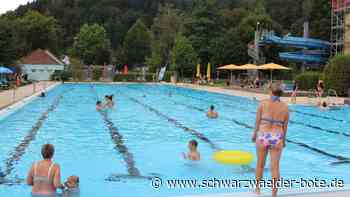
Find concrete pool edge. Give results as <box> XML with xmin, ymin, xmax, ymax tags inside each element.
<box><xmin>0</xmin><ymin>82</ymin><xmax>60</xmax><ymax>120</ymax></box>
<box><xmin>166</xmin><ymin>82</ymin><xmax>347</xmax><ymax>106</ymax></box>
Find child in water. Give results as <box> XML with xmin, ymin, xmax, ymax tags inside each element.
<box><xmin>104</xmin><ymin>95</ymin><xmax>114</xmax><ymax>108</ymax></box>
<box><xmin>182</xmin><ymin>140</ymin><xmax>201</xmax><ymax>161</ymax></box>
<box><xmin>96</xmin><ymin>101</ymin><xmax>104</xmax><ymax>111</ymax></box>
<box><xmin>207</xmin><ymin>105</ymin><xmax>218</xmax><ymax>119</ymax></box>
<box><xmin>62</xmin><ymin>176</ymin><xmax>80</xmax><ymax>197</ymax></box>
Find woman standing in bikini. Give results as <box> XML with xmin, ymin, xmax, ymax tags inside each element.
<box><xmin>27</xmin><ymin>144</ymin><xmax>64</xmax><ymax>196</ymax></box>
<box><xmin>252</xmin><ymin>83</ymin><xmax>289</xmax><ymax>197</ymax></box>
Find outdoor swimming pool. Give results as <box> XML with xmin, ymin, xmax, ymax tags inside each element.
<box><xmin>0</xmin><ymin>83</ymin><xmax>350</xmax><ymax>197</ymax></box>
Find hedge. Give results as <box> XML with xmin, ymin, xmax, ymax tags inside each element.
<box><xmin>295</xmin><ymin>72</ymin><xmax>322</xmax><ymax>91</ymax></box>
<box><xmin>92</xmin><ymin>67</ymin><xmax>102</xmax><ymax>81</ymax></box>
<box><xmin>324</xmin><ymin>55</ymin><xmax>350</xmax><ymax>96</ymax></box>
<box><xmin>113</xmin><ymin>72</ymin><xmax>155</xmax><ymax>82</ymax></box>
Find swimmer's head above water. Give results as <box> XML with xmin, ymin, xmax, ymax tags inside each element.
<box><xmin>210</xmin><ymin>105</ymin><xmax>215</xmax><ymax>111</ymax></box>
<box><xmin>189</xmin><ymin>140</ymin><xmax>198</xmax><ymax>150</ymax></box>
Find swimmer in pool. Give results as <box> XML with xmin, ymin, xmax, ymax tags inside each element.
<box><xmin>39</xmin><ymin>92</ymin><xmax>46</xmax><ymax>98</ymax></box>
<box><xmin>104</xmin><ymin>95</ymin><xmax>114</xmax><ymax>108</ymax></box>
<box><xmin>62</xmin><ymin>176</ymin><xmax>80</xmax><ymax>197</ymax></box>
<box><xmin>0</xmin><ymin>168</ymin><xmax>4</xmax><ymax>183</ymax></box>
<box><xmin>319</xmin><ymin>101</ymin><xmax>329</xmax><ymax>110</ymax></box>
<box><xmin>182</xmin><ymin>140</ymin><xmax>200</xmax><ymax>161</ymax></box>
<box><xmin>96</xmin><ymin>101</ymin><xmax>104</xmax><ymax>111</ymax></box>
<box><xmin>207</xmin><ymin>105</ymin><xmax>218</xmax><ymax>119</ymax></box>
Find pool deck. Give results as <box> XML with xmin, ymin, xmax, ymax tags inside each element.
<box><xmin>170</xmin><ymin>83</ymin><xmax>347</xmax><ymax>106</ymax></box>
<box><xmin>0</xmin><ymin>81</ymin><xmax>59</xmax><ymax>110</ymax></box>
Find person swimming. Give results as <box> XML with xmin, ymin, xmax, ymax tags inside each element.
<box><xmin>182</xmin><ymin>140</ymin><xmax>201</xmax><ymax>161</ymax></box>
<box><xmin>39</xmin><ymin>92</ymin><xmax>46</xmax><ymax>98</ymax></box>
<box><xmin>96</xmin><ymin>101</ymin><xmax>104</xmax><ymax>111</ymax></box>
<box><xmin>104</xmin><ymin>95</ymin><xmax>114</xmax><ymax>108</ymax></box>
<box><xmin>319</xmin><ymin>101</ymin><xmax>330</xmax><ymax>110</ymax></box>
<box><xmin>62</xmin><ymin>176</ymin><xmax>80</xmax><ymax>197</ymax></box>
<box><xmin>207</xmin><ymin>105</ymin><xmax>218</xmax><ymax>119</ymax></box>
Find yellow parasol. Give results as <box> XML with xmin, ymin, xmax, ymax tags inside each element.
<box><xmin>217</xmin><ymin>64</ymin><xmax>240</xmax><ymax>70</ymax></box>
<box><xmin>238</xmin><ymin>64</ymin><xmax>259</xmax><ymax>70</ymax></box>
<box><xmin>196</xmin><ymin>64</ymin><xmax>201</xmax><ymax>78</ymax></box>
<box><xmin>207</xmin><ymin>62</ymin><xmax>211</xmax><ymax>81</ymax></box>
<box><xmin>259</xmin><ymin>63</ymin><xmax>291</xmax><ymax>82</ymax></box>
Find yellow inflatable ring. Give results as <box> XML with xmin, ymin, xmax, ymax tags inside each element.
<box><xmin>213</xmin><ymin>150</ymin><xmax>254</xmax><ymax>165</ymax></box>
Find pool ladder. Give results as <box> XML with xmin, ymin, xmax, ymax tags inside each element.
<box><xmin>326</xmin><ymin>89</ymin><xmax>338</xmax><ymax>105</ymax></box>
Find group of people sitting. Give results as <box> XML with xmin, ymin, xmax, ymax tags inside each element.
<box><xmin>96</xmin><ymin>95</ymin><xmax>114</xmax><ymax>111</ymax></box>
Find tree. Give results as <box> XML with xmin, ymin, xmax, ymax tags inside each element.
<box><xmin>210</xmin><ymin>28</ymin><xmax>249</xmax><ymax>66</ymax></box>
<box><xmin>123</xmin><ymin>19</ymin><xmax>152</xmax><ymax>65</ymax></box>
<box><xmin>145</xmin><ymin>41</ymin><xmax>163</xmax><ymax>72</ymax></box>
<box><xmin>73</xmin><ymin>24</ymin><xmax>111</xmax><ymax>64</ymax></box>
<box><xmin>0</xmin><ymin>19</ymin><xmax>17</xmax><ymax>65</ymax></box>
<box><xmin>324</xmin><ymin>55</ymin><xmax>350</xmax><ymax>96</ymax></box>
<box><xmin>17</xmin><ymin>11</ymin><xmax>61</xmax><ymax>56</ymax></box>
<box><xmin>185</xmin><ymin>0</ymin><xmax>223</xmax><ymax>64</ymax></box>
<box><xmin>238</xmin><ymin>1</ymin><xmax>273</xmax><ymax>44</ymax></box>
<box><xmin>170</xmin><ymin>34</ymin><xmax>198</xmax><ymax>78</ymax></box>
<box><xmin>149</xmin><ymin>4</ymin><xmax>184</xmax><ymax>69</ymax></box>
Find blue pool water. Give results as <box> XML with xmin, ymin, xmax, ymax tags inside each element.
<box><xmin>0</xmin><ymin>84</ymin><xmax>350</xmax><ymax>197</ymax></box>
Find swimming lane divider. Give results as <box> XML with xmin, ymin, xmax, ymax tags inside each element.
<box><xmin>174</xmin><ymin>86</ymin><xmax>349</xmax><ymax>123</ymax></box>
<box><xmin>168</xmin><ymin>100</ymin><xmax>350</xmax><ymax>162</ymax></box>
<box><xmin>0</xmin><ymin>88</ymin><xmax>73</xmax><ymax>184</ymax></box>
<box><xmin>88</xmin><ymin>85</ymin><xmax>153</xmax><ymax>180</ymax></box>
<box><xmin>98</xmin><ymin>111</ymin><xmax>141</xmax><ymax>177</ymax></box>
<box><xmin>173</xmin><ymin>91</ymin><xmax>350</xmax><ymax>138</ymax></box>
<box><xmin>120</xmin><ymin>92</ymin><xmax>220</xmax><ymax>151</ymax></box>
<box><xmin>126</xmin><ymin>86</ymin><xmax>350</xmax><ymax>165</ymax></box>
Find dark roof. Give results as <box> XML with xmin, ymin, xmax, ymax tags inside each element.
<box><xmin>21</xmin><ymin>49</ymin><xmax>64</xmax><ymax>65</ymax></box>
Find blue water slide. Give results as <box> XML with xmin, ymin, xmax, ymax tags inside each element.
<box><xmin>261</xmin><ymin>35</ymin><xmax>331</xmax><ymax>50</ymax></box>
<box><xmin>259</xmin><ymin>34</ymin><xmax>330</xmax><ymax>64</ymax></box>
<box><xmin>279</xmin><ymin>52</ymin><xmax>328</xmax><ymax>63</ymax></box>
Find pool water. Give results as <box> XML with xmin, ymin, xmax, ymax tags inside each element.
<box><xmin>0</xmin><ymin>84</ymin><xmax>350</xmax><ymax>197</ymax></box>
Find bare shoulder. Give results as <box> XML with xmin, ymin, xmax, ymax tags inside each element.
<box><xmin>259</xmin><ymin>99</ymin><xmax>269</xmax><ymax>107</ymax></box>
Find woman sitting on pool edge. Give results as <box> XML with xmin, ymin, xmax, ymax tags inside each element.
<box><xmin>27</xmin><ymin>144</ymin><xmax>64</xmax><ymax>197</ymax></box>
<box><xmin>207</xmin><ymin>105</ymin><xmax>218</xmax><ymax>119</ymax></box>
<box><xmin>252</xmin><ymin>83</ymin><xmax>289</xmax><ymax>197</ymax></box>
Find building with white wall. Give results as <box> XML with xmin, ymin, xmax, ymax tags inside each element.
<box><xmin>20</xmin><ymin>49</ymin><xmax>64</xmax><ymax>81</ymax></box>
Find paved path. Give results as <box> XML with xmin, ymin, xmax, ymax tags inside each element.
<box><xmin>0</xmin><ymin>81</ymin><xmax>58</xmax><ymax>110</ymax></box>
<box><xmin>171</xmin><ymin>83</ymin><xmax>346</xmax><ymax>105</ymax></box>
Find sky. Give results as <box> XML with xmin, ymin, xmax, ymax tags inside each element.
<box><xmin>0</xmin><ymin>0</ymin><xmax>33</xmax><ymax>14</ymax></box>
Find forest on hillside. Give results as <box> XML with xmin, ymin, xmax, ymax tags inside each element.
<box><xmin>0</xmin><ymin>0</ymin><xmax>331</xmax><ymax>76</ymax></box>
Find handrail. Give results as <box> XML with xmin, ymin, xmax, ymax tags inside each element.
<box><xmin>328</xmin><ymin>89</ymin><xmax>338</xmax><ymax>97</ymax></box>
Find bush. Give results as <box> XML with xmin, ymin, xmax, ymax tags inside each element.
<box><xmin>162</xmin><ymin>71</ymin><xmax>173</xmax><ymax>82</ymax></box>
<box><xmin>295</xmin><ymin>72</ymin><xmax>322</xmax><ymax>90</ymax></box>
<box><xmin>324</xmin><ymin>55</ymin><xmax>350</xmax><ymax>96</ymax></box>
<box><xmin>92</xmin><ymin>67</ymin><xmax>102</xmax><ymax>81</ymax></box>
<box><xmin>113</xmin><ymin>72</ymin><xmax>156</xmax><ymax>82</ymax></box>
<box><xmin>51</xmin><ymin>70</ymin><xmax>72</xmax><ymax>81</ymax></box>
